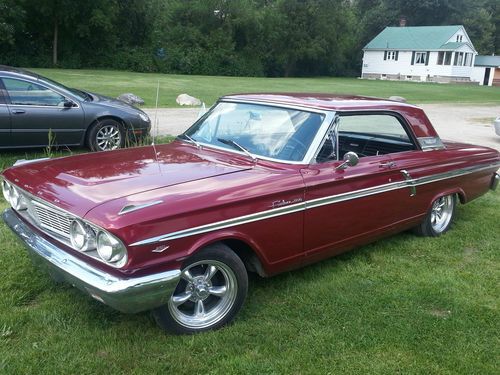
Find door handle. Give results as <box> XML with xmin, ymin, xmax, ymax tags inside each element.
<box><xmin>379</xmin><ymin>161</ymin><xmax>396</xmax><ymax>169</ymax></box>
<box><xmin>12</xmin><ymin>109</ymin><xmax>26</xmax><ymax>115</ymax></box>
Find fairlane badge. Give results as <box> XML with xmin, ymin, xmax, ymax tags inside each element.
<box><xmin>271</xmin><ymin>198</ymin><xmax>303</xmax><ymax>208</ymax></box>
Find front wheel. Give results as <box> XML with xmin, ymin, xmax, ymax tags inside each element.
<box><xmin>153</xmin><ymin>244</ymin><xmax>248</xmax><ymax>334</ymax></box>
<box><xmin>415</xmin><ymin>194</ymin><xmax>456</xmax><ymax>236</ymax></box>
<box><xmin>87</xmin><ymin>119</ymin><xmax>124</xmax><ymax>152</ymax></box>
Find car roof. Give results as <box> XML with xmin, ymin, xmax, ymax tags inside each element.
<box><xmin>222</xmin><ymin>93</ymin><xmax>419</xmax><ymax>111</ymax></box>
<box><xmin>0</xmin><ymin>65</ymin><xmax>41</xmax><ymax>80</ymax></box>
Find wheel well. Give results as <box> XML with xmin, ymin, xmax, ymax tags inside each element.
<box><xmin>221</xmin><ymin>239</ymin><xmax>267</xmax><ymax>277</ymax></box>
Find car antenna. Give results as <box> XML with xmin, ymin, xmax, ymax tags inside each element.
<box><xmin>152</xmin><ymin>80</ymin><xmax>160</xmax><ymax>146</ymax></box>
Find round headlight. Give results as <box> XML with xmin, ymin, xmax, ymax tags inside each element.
<box><xmin>97</xmin><ymin>231</ymin><xmax>127</xmax><ymax>265</ymax></box>
<box><xmin>10</xmin><ymin>185</ymin><xmax>27</xmax><ymax>211</ymax></box>
<box><xmin>2</xmin><ymin>180</ymin><xmax>11</xmax><ymax>203</ymax></box>
<box><xmin>70</xmin><ymin>220</ymin><xmax>96</xmax><ymax>251</ymax></box>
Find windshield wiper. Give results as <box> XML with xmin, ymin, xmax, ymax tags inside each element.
<box><xmin>217</xmin><ymin>138</ymin><xmax>256</xmax><ymax>161</ymax></box>
<box><xmin>178</xmin><ymin>133</ymin><xmax>201</xmax><ymax>148</ymax></box>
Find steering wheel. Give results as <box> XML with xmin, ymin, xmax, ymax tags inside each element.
<box><xmin>27</xmin><ymin>84</ymin><xmax>34</xmax><ymax>91</ymax></box>
<box><xmin>278</xmin><ymin>138</ymin><xmax>308</xmax><ymax>161</ymax></box>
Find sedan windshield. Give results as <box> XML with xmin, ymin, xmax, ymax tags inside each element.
<box><xmin>184</xmin><ymin>102</ymin><xmax>324</xmax><ymax>162</ymax></box>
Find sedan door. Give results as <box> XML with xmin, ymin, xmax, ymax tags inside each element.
<box><xmin>2</xmin><ymin>77</ymin><xmax>85</xmax><ymax>147</ymax></box>
<box><xmin>301</xmin><ymin>112</ymin><xmax>420</xmax><ymax>261</ymax></box>
<box><xmin>0</xmin><ymin>85</ymin><xmax>11</xmax><ymax>146</ymax></box>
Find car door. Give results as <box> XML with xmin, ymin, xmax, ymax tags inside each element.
<box><xmin>301</xmin><ymin>112</ymin><xmax>420</xmax><ymax>262</ymax></box>
<box><xmin>2</xmin><ymin>77</ymin><xmax>85</xmax><ymax>147</ymax></box>
<box><xmin>0</xmin><ymin>82</ymin><xmax>11</xmax><ymax>147</ymax></box>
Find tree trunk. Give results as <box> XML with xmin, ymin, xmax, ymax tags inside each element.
<box><xmin>52</xmin><ymin>19</ymin><xmax>58</xmax><ymax>66</ymax></box>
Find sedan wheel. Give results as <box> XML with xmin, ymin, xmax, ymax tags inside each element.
<box><xmin>87</xmin><ymin>119</ymin><xmax>124</xmax><ymax>152</ymax></box>
<box><xmin>153</xmin><ymin>244</ymin><xmax>248</xmax><ymax>334</ymax></box>
<box><xmin>415</xmin><ymin>194</ymin><xmax>456</xmax><ymax>236</ymax></box>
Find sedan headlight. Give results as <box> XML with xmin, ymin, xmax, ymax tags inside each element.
<box><xmin>2</xmin><ymin>180</ymin><xmax>11</xmax><ymax>203</ymax></box>
<box><xmin>139</xmin><ymin>112</ymin><xmax>150</xmax><ymax>123</ymax></box>
<box><xmin>3</xmin><ymin>182</ymin><xmax>27</xmax><ymax>211</ymax></box>
<box><xmin>70</xmin><ymin>219</ymin><xmax>96</xmax><ymax>251</ymax></box>
<box><xmin>97</xmin><ymin>230</ymin><xmax>127</xmax><ymax>266</ymax></box>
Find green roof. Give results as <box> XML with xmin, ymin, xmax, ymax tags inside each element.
<box><xmin>440</xmin><ymin>42</ymin><xmax>466</xmax><ymax>50</ymax></box>
<box><xmin>364</xmin><ymin>25</ymin><xmax>463</xmax><ymax>50</ymax></box>
<box><xmin>474</xmin><ymin>55</ymin><xmax>500</xmax><ymax>67</ymax></box>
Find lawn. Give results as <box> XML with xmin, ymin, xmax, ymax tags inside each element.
<box><xmin>30</xmin><ymin>68</ymin><xmax>500</xmax><ymax>108</ymax></box>
<box><xmin>0</xmin><ymin>147</ymin><xmax>498</xmax><ymax>374</ymax></box>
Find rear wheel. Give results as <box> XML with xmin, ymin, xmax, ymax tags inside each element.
<box><xmin>153</xmin><ymin>244</ymin><xmax>248</xmax><ymax>334</ymax></box>
<box><xmin>415</xmin><ymin>194</ymin><xmax>456</xmax><ymax>236</ymax></box>
<box><xmin>87</xmin><ymin>119</ymin><xmax>124</xmax><ymax>151</ymax></box>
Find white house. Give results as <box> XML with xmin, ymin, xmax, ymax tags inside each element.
<box><xmin>361</xmin><ymin>25</ymin><xmax>477</xmax><ymax>83</ymax></box>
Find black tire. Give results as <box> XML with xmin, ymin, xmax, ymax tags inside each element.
<box><xmin>153</xmin><ymin>243</ymin><xmax>248</xmax><ymax>334</ymax></box>
<box><xmin>87</xmin><ymin>118</ymin><xmax>125</xmax><ymax>152</ymax></box>
<box><xmin>414</xmin><ymin>194</ymin><xmax>456</xmax><ymax>237</ymax></box>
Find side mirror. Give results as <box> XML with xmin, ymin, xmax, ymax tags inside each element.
<box><xmin>63</xmin><ymin>99</ymin><xmax>75</xmax><ymax>108</ymax></box>
<box><xmin>336</xmin><ymin>151</ymin><xmax>359</xmax><ymax>170</ymax></box>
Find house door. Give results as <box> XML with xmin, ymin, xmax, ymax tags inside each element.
<box><xmin>483</xmin><ymin>68</ymin><xmax>491</xmax><ymax>86</ymax></box>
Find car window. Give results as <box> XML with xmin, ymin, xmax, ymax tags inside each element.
<box><xmin>2</xmin><ymin>78</ymin><xmax>66</xmax><ymax>107</ymax></box>
<box><xmin>185</xmin><ymin>102</ymin><xmax>324</xmax><ymax>162</ymax></box>
<box><xmin>316</xmin><ymin>113</ymin><xmax>416</xmax><ymax>162</ymax></box>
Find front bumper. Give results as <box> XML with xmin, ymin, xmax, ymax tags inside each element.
<box><xmin>2</xmin><ymin>208</ymin><xmax>180</xmax><ymax>313</ymax></box>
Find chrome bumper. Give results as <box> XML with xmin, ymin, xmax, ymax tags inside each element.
<box><xmin>2</xmin><ymin>208</ymin><xmax>181</xmax><ymax>313</ymax></box>
<box><xmin>492</xmin><ymin>173</ymin><xmax>500</xmax><ymax>191</ymax></box>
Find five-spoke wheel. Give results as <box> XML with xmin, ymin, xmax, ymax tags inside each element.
<box><xmin>153</xmin><ymin>244</ymin><xmax>248</xmax><ymax>334</ymax></box>
<box><xmin>415</xmin><ymin>194</ymin><xmax>456</xmax><ymax>236</ymax></box>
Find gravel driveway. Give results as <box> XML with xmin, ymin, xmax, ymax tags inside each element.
<box><xmin>144</xmin><ymin>104</ymin><xmax>500</xmax><ymax>151</ymax></box>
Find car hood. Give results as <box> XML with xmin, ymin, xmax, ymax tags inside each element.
<box><xmin>2</xmin><ymin>143</ymin><xmax>252</xmax><ymax>218</ymax></box>
<box><xmin>88</xmin><ymin>92</ymin><xmax>147</xmax><ymax>115</ymax></box>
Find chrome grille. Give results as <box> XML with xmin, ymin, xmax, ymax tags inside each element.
<box><xmin>31</xmin><ymin>201</ymin><xmax>72</xmax><ymax>238</ymax></box>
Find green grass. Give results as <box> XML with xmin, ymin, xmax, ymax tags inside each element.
<box><xmin>0</xmin><ymin>148</ymin><xmax>498</xmax><ymax>374</ymax></box>
<box><xmin>29</xmin><ymin>68</ymin><xmax>500</xmax><ymax>107</ymax></box>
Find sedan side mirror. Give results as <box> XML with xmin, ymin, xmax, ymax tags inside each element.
<box><xmin>336</xmin><ymin>151</ymin><xmax>359</xmax><ymax>170</ymax></box>
<box><xmin>63</xmin><ymin>99</ymin><xmax>75</xmax><ymax>108</ymax></box>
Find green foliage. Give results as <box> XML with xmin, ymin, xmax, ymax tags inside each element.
<box><xmin>0</xmin><ymin>0</ymin><xmax>498</xmax><ymax>76</ymax></box>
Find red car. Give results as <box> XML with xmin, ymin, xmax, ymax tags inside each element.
<box><xmin>2</xmin><ymin>94</ymin><xmax>499</xmax><ymax>334</ymax></box>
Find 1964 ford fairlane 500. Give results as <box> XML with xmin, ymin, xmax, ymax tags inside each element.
<box><xmin>2</xmin><ymin>94</ymin><xmax>499</xmax><ymax>334</ymax></box>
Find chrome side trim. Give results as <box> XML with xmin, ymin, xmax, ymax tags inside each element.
<box><xmin>130</xmin><ymin>201</ymin><xmax>306</xmax><ymax>246</ymax></box>
<box><xmin>2</xmin><ymin>208</ymin><xmax>181</xmax><ymax>313</ymax></box>
<box><xmin>119</xmin><ymin>200</ymin><xmax>163</xmax><ymax>215</ymax></box>
<box><xmin>130</xmin><ymin>161</ymin><xmax>500</xmax><ymax>246</ymax></box>
<box><xmin>491</xmin><ymin>173</ymin><xmax>499</xmax><ymax>191</ymax></box>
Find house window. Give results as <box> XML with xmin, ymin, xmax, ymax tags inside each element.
<box><xmin>444</xmin><ymin>51</ymin><xmax>452</xmax><ymax>65</ymax></box>
<box><xmin>383</xmin><ymin>51</ymin><xmax>399</xmax><ymax>61</ymax></box>
<box><xmin>456</xmin><ymin>35</ymin><xmax>463</xmax><ymax>42</ymax></box>
<box><xmin>415</xmin><ymin>52</ymin><xmax>426</xmax><ymax>64</ymax></box>
<box><xmin>437</xmin><ymin>52</ymin><xmax>444</xmax><ymax>65</ymax></box>
<box><xmin>454</xmin><ymin>52</ymin><xmax>464</xmax><ymax>66</ymax></box>
<box><xmin>464</xmin><ymin>53</ymin><xmax>471</xmax><ymax>66</ymax></box>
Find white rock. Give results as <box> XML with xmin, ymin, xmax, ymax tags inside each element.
<box><xmin>176</xmin><ymin>94</ymin><xmax>202</xmax><ymax>106</ymax></box>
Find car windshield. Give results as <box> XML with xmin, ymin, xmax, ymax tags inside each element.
<box><xmin>183</xmin><ymin>102</ymin><xmax>325</xmax><ymax>162</ymax></box>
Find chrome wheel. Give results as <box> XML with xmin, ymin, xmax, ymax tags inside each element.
<box><xmin>96</xmin><ymin>124</ymin><xmax>122</xmax><ymax>151</ymax></box>
<box><xmin>430</xmin><ymin>195</ymin><xmax>454</xmax><ymax>233</ymax></box>
<box><xmin>168</xmin><ymin>260</ymin><xmax>238</xmax><ymax>329</ymax></box>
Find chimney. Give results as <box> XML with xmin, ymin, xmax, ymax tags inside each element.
<box><xmin>399</xmin><ymin>16</ymin><xmax>407</xmax><ymax>27</ymax></box>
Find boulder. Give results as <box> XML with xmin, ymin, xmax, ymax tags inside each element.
<box><xmin>117</xmin><ymin>93</ymin><xmax>145</xmax><ymax>106</ymax></box>
<box><xmin>388</xmin><ymin>96</ymin><xmax>407</xmax><ymax>103</ymax></box>
<box><xmin>176</xmin><ymin>93</ymin><xmax>202</xmax><ymax>106</ymax></box>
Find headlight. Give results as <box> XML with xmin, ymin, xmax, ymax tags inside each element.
<box><xmin>2</xmin><ymin>180</ymin><xmax>11</xmax><ymax>203</ymax></box>
<box><xmin>7</xmin><ymin>184</ymin><xmax>27</xmax><ymax>211</ymax></box>
<box><xmin>70</xmin><ymin>219</ymin><xmax>96</xmax><ymax>251</ymax></box>
<box><xmin>139</xmin><ymin>113</ymin><xmax>150</xmax><ymax>123</ymax></box>
<box><xmin>97</xmin><ymin>230</ymin><xmax>127</xmax><ymax>266</ymax></box>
